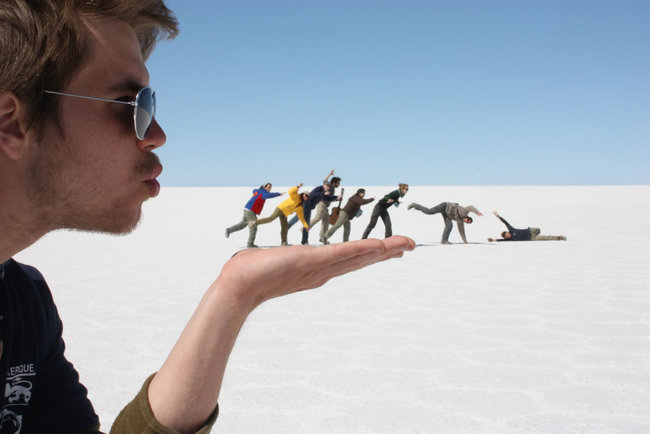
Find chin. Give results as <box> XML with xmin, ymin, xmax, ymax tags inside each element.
<box><xmin>67</xmin><ymin>205</ymin><xmax>143</xmax><ymax>235</ymax></box>
<box><xmin>107</xmin><ymin>209</ymin><xmax>143</xmax><ymax>235</ymax></box>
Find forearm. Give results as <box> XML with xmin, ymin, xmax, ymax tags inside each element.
<box><xmin>148</xmin><ymin>281</ymin><xmax>253</xmax><ymax>433</ymax></box>
<box><xmin>458</xmin><ymin>223</ymin><xmax>468</xmax><ymax>243</ymax></box>
<box><xmin>111</xmin><ymin>374</ymin><xmax>218</xmax><ymax>433</ymax></box>
<box><xmin>145</xmin><ymin>237</ymin><xmax>416</xmax><ymax>433</ymax></box>
<box><xmin>498</xmin><ymin>216</ymin><xmax>513</xmax><ymax>231</ymax></box>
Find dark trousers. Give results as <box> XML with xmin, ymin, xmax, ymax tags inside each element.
<box><xmin>412</xmin><ymin>202</ymin><xmax>453</xmax><ymax>242</ymax></box>
<box><xmin>300</xmin><ymin>206</ymin><xmax>312</xmax><ymax>244</ymax></box>
<box><xmin>362</xmin><ymin>204</ymin><xmax>392</xmax><ymax>239</ymax></box>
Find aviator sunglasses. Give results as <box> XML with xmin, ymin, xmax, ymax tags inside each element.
<box><xmin>44</xmin><ymin>87</ymin><xmax>156</xmax><ymax>140</ymax></box>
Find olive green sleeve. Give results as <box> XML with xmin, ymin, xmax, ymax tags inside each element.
<box><xmin>110</xmin><ymin>373</ymin><xmax>219</xmax><ymax>434</ymax></box>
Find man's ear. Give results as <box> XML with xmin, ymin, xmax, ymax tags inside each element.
<box><xmin>0</xmin><ymin>92</ymin><xmax>27</xmax><ymax>160</ymax></box>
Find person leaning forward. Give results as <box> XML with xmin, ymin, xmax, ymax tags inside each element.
<box><xmin>256</xmin><ymin>184</ymin><xmax>310</xmax><ymax>246</ymax></box>
<box><xmin>225</xmin><ymin>182</ymin><xmax>283</xmax><ymax>248</ymax></box>
<box><xmin>362</xmin><ymin>183</ymin><xmax>408</xmax><ymax>239</ymax></box>
<box><xmin>0</xmin><ymin>2</ymin><xmax>415</xmax><ymax>432</ymax></box>
<box><xmin>322</xmin><ymin>188</ymin><xmax>375</xmax><ymax>244</ymax></box>
<box><xmin>408</xmin><ymin>201</ymin><xmax>483</xmax><ymax>244</ymax></box>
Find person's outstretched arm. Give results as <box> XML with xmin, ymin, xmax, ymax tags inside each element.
<box><xmin>147</xmin><ymin>236</ymin><xmax>415</xmax><ymax>433</ymax></box>
<box><xmin>466</xmin><ymin>205</ymin><xmax>483</xmax><ymax>217</ymax></box>
<box><xmin>493</xmin><ymin>211</ymin><xmax>515</xmax><ymax>231</ymax></box>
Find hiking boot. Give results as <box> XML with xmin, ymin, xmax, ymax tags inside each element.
<box><xmin>320</xmin><ymin>237</ymin><xmax>329</xmax><ymax>245</ymax></box>
<box><xmin>281</xmin><ymin>241</ymin><xmax>288</xmax><ymax>246</ymax></box>
<box><xmin>407</xmin><ymin>203</ymin><xmax>415</xmax><ymax>210</ymax></box>
<box><xmin>441</xmin><ymin>240</ymin><xmax>452</xmax><ymax>245</ymax></box>
<box><xmin>246</xmin><ymin>243</ymin><xmax>258</xmax><ymax>248</ymax></box>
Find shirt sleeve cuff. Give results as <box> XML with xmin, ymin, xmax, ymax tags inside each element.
<box><xmin>110</xmin><ymin>373</ymin><xmax>219</xmax><ymax>434</ymax></box>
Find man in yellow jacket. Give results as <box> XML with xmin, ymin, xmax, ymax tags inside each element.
<box><xmin>256</xmin><ymin>183</ymin><xmax>310</xmax><ymax>246</ymax></box>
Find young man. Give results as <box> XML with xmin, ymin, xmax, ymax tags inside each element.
<box><xmin>307</xmin><ymin>170</ymin><xmax>342</xmax><ymax>243</ymax></box>
<box><xmin>288</xmin><ymin>181</ymin><xmax>336</xmax><ymax>245</ymax></box>
<box><xmin>0</xmin><ymin>2</ymin><xmax>415</xmax><ymax>432</ymax></box>
<box><xmin>225</xmin><ymin>183</ymin><xmax>283</xmax><ymax>248</ymax></box>
<box><xmin>408</xmin><ymin>201</ymin><xmax>483</xmax><ymax>244</ymax></box>
<box><xmin>322</xmin><ymin>189</ymin><xmax>375</xmax><ymax>244</ymax></box>
<box><xmin>488</xmin><ymin>211</ymin><xmax>567</xmax><ymax>242</ymax></box>
<box><xmin>255</xmin><ymin>183</ymin><xmax>310</xmax><ymax>245</ymax></box>
<box><xmin>287</xmin><ymin>169</ymin><xmax>341</xmax><ymax>245</ymax></box>
<box><xmin>362</xmin><ymin>183</ymin><xmax>409</xmax><ymax>239</ymax></box>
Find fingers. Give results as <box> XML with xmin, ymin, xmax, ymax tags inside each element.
<box><xmin>288</xmin><ymin>237</ymin><xmax>414</xmax><ymax>291</ymax></box>
<box><xmin>227</xmin><ymin>236</ymin><xmax>414</xmax><ymax>275</ymax></box>
<box><xmin>232</xmin><ymin>237</ymin><xmax>413</xmax><ymax>278</ymax></box>
<box><xmin>304</xmin><ymin>236</ymin><xmax>414</xmax><ymax>273</ymax></box>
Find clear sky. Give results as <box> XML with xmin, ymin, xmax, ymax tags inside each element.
<box><xmin>146</xmin><ymin>0</ymin><xmax>649</xmax><ymax>187</ymax></box>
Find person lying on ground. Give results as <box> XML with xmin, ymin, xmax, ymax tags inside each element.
<box><xmin>488</xmin><ymin>211</ymin><xmax>566</xmax><ymax>242</ymax></box>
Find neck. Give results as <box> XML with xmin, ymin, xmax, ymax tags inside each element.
<box><xmin>0</xmin><ymin>169</ymin><xmax>50</xmax><ymax>263</ymax></box>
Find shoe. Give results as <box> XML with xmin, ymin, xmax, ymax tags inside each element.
<box><xmin>281</xmin><ymin>242</ymin><xmax>288</xmax><ymax>246</ymax></box>
<box><xmin>407</xmin><ymin>203</ymin><xmax>415</xmax><ymax>210</ymax></box>
<box><xmin>441</xmin><ymin>240</ymin><xmax>452</xmax><ymax>245</ymax></box>
<box><xmin>322</xmin><ymin>238</ymin><xmax>330</xmax><ymax>245</ymax></box>
<box><xmin>246</xmin><ymin>243</ymin><xmax>258</xmax><ymax>248</ymax></box>
<box><xmin>225</xmin><ymin>228</ymin><xmax>230</xmax><ymax>238</ymax></box>
<box><xmin>560</xmin><ymin>236</ymin><xmax>567</xmax><ymax>241</ymax></box>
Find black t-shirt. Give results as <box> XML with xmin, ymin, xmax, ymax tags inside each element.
<box><xmin>0</xmin><ymin>259</ymin><xmax>99</xmax><ymax>433</ymax></box>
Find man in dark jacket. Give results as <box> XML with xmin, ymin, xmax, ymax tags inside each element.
<box><xmin>362</xmin><ymin>183</ymin><xmax>408</xmax><ymax>239</ymax></box>
<box><xmin>288</xmin><ymin>181</ymin><xmax>339</xmax><ymax>245</ymax></box>
<box><xmin>322</xmin><ymin>189</ymin><xmax>375</xmax><ymax>244</ymax></box>
<box><xmin>488</xmin><ymin>211</ymin><xmax>566</xmax><ymax>242</ymax></box>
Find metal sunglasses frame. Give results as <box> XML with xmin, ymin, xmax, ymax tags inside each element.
<box><xmin>44</xmin><ymin>87</ymin><xmax>155</xmax><ymax>140</ymax></box>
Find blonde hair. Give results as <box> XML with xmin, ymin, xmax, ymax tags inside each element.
<box><xmin>0</xmin><ymin>0</ymin><xmax>178</xmax><ymax>135</ymax></box>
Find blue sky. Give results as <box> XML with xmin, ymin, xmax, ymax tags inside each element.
<box><xmin>147</xmin><ymin>0</ymin><xmax>649</xmax><ymax>186</ymax></box>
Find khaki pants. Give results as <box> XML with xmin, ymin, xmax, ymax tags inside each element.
<box><xmin>310</xmin><ymin>201</ymin><xmax>331</xmax><ymax>240</ymax></box>
<box><xmin>529</xmin><ymin>227</ymin><xmax>565</xmax><ymax>241</ymax></box>
<box><xmin>226</xmin><ymin>209</ymin><xmax>258</xmax><ymax>246</ymax></box>
<box><xmin>323</xmin><ymin>210</ymin><xmax>351</xmax><ymax>242</ymax></box>
<box><xmin>257</xmin><ymin>208</ymin><xmax>289</xmax><ymax>244</ymax></box>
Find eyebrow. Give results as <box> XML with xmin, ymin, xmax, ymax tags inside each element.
<box><xmin>106</xmin><ymin>78</ymin><xmax>146</xmax><ymax>94</ymax></box>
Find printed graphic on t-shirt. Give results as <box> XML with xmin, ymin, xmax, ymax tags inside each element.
<box><xmin>1</xmin><ymin>364</ymin><xmax>35</xmax><ymax>434</ymax></box>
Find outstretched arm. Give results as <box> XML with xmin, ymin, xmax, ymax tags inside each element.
<box><xmin>147</xmin><ymin>236</ymin><xmax>415</xmax><ymax>433</ymax></box>
<box><xmin>324</xmin><ymin>169</ymin><xmax>335</xmax><ymax>184</ymax></box>
<box><xmin>493</xmin><ymin>211</ymin><xmax>514</xmax><ymax>231</ymax></box>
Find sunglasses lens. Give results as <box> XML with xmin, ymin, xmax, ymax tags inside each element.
<box><xmin>134</xmin><ymin>87</ymin><xmax>155</xmax><ymax>140</ymax></box>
